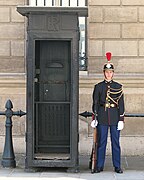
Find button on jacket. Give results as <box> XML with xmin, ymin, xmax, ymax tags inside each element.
<box><xmin>92</xmin><ymin>80</ymin><xmax>125</xmax><ymax>126</ymax></box>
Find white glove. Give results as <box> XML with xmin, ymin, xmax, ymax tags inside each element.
<box><xmin>91</xmin><ymin>120</ymin><xmax>98</xmax><ymax>128</ymax></box>
<box><xmin>117</xmin><ymin>121</ymin><xmax>124</xmax><ymax>130</ymax></box>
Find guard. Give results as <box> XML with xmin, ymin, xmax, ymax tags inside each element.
<box><xmin>91</xmin><ymin>52</ymin><xmax>125</xmax><ymax>173</ymax></box>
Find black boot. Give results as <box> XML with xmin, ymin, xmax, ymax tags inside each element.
<box><xmin>115</xmin><ymin>167</ymin><xmax>123</xmax><ymax>173</ymax></box>
<box><xmin>95</xmin><ymin>167</ymin><xmax>103</xmax><ymax>173</ymax></box>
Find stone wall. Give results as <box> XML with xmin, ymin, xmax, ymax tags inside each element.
<box><xmin>0</xmin><ymin>75</ymin><xmax>26</xmax><ymax>153</ymax></box>
<box><xmin>79</xmin><ymin>0</ymin><xmax>144</xmax><ymax>156</ymax></box>
<box><xmin>88</xmin><ymin>0</ymin><xmax>144</xmax><ymax>74</ymax></box>
<box><xmin>0</xmin><ymin>0</ymin><xmax>144</xmax><ymax>156</ymax></box>
<box><xmin>0</xmin><ymin>0</ymin><xmax>26</xmax><ymax>73</ymax></box>
<box><xmin>79</xmin><ymin>75</ymin><xmax>144</xmax><ymax>156</ymax></box>
<box><xmin>0</xmin><ymin>0</ymin><xmax>26</xmax><ymax>153</ymax></box>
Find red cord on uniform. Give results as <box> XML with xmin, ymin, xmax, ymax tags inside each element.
<box><xmin>92</xmin><ymin>113</ymin><xmax>95</xmax><ymax>120</ymax></box>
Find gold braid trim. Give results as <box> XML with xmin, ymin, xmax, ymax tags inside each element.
<box><xmin>109</xmin><ymin>87</ymin><xmax>122</xmax><ymax>91</ymax></box>
<box><xmin>106</xmin><ymin>89</ymin><xmax>123</xmax><ymax>105</ymax></box>
<box><xmin>116</xmin><ymin>91</ymin><xmax>123</xmax><ymax>102</ymax></box>
<box><xmin>107</xmin><ymin>94</ymin><xmax>118</xmax><ymax>105</ymax></box>
<box><xmin>109</xmin><ymin>89</ymin><xmax>123</xmax><ymax>94</ymax></box>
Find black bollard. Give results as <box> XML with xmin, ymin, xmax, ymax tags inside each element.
<box><xmin>0</xmin><ymin>99</ymin><xmax>26</xmax><ymax>168</ymax></box>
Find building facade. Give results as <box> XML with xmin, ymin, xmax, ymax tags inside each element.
<box><xmin>0</xmin><ymin>0</ymin><xmax>144</xmax><ymax>156</ymax></box>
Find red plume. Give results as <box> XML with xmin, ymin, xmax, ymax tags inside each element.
<box><xmin>106</xmin><ymin>52</ymin><xmax>112</xmax><ymax>62</ymax></box>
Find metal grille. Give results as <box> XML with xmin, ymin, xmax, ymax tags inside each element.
<box><xmin>35</xmin><ymin>102</ymin><xmax>70</xmax><ymax>153</ymax></box>
<box><xmin>29</xmin><ymin>0</ymin><xmax>87</xmax><ymax>6</ymax></box>
<box><xmin>37</xmin><ymin>103</ymin><xmax>70</xmax><ymax>138</ymax></box>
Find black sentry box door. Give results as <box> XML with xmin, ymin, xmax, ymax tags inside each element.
<box><xmin>34</xmin><ymin>40</ymin><xmax>71</xmax><ymax>153</ymax></box>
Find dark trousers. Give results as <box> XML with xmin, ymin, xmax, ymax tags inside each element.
<box><xmin>97</xmin><ymin>125</ymin><xmax>121</xmax><ymax>168</ymax></box>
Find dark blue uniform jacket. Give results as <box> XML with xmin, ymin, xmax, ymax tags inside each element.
<box><xmin>92</xmin><ymin>80</ymin><xmax>125</xmax><ymax>126</ymax></box>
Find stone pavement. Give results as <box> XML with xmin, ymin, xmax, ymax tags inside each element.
<box><xmin>0</xmin><ymin>154</ymin><xmax>144</xmax><ymax>180</ymax></box>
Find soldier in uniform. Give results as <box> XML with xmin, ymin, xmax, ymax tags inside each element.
<box><xmin>91</xmin><ymin>52</ymin><xmax>125</xmax><ymax>173</ymax></box>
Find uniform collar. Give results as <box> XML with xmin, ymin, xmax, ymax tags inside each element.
<box><xmin>104</xmin><ymin>79</ymin><xmax>113</xmax><ymax>84</ymax></box>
